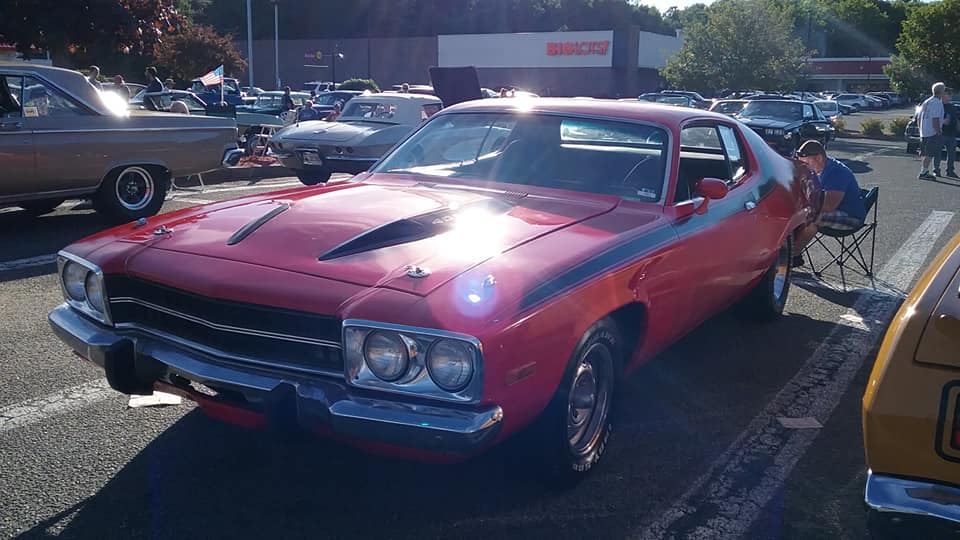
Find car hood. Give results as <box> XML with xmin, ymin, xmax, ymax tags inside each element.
<box><xmin>738</xmin><ymin>117</ymin><xmax>796</xmax><ymax>130</ymax></box>
<box><xmin>122</xmin><ymin>177</ymin><xmax>620</xmax><ymax>297</ymax></box>
<box><xmin>276</xmin><ymin>120</ymin><xmax>390</xmax><ymax>142</ymax></box>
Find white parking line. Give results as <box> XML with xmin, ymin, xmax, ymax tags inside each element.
<box><xmin>636</xmin><ymin>210</ymin><xmax>955</xmax><ymax>540</ymax></box>
<box><xmin>0</xmin><ymin>379</ymin><xmax>114</xmax><ymax>433</ymax></box>
<box><xmin>0</xmin><ymin>254</ymin><xmax>58</xmax><ymax>272</ymax></box>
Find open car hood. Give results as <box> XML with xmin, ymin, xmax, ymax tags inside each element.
<box><xmin>429</xmin><ymin>66</ymin><xmax>484</xmax><ymax>107</ymax></box>
<box><xmin>126</xmin><ymin>178</ymin><xmax>620</xmax><ymax>297</ymax></box>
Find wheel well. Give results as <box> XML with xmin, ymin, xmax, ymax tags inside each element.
<box><xmin>606</xmin><ymin>302</ymin><xmax>647</xmax><ymax>365</ymax></box>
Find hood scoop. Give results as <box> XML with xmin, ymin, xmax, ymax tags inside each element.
<box><xmin>227</xmin><ymin>201</ymin><xmax>292</xmax><ymax>246</ymax></box>
<box><xmin>318</xmin><ymin>198</ymin><xmax>515</xmax><ymax>261</ymax></box>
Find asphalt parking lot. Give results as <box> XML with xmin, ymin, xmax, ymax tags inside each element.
<box><xmin>1</xmin><ymin>138</ymin><xmax>958</xmax><ymax>540</ymax></box>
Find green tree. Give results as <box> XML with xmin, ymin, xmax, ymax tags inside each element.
<box><xmin>886</xmin><ymin>0</ymin><xmax>960</xmax><ymax>98</ymax></box>
<box><xmin>152</xmin><ymin>24</ymin><xmax>247</xmax><ymax>85</ymax></box>
<box><xmin>660</xmin><ymin>0</ymin><xmax>809</xmax><ymax>92</ymax></box>
<box><xmin>0</xmin><ymin>0</ymin><xmax>186</xmax><ymax>71</ymax></box>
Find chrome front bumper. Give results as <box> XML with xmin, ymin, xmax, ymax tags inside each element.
<box><xmin>49</xmin><ymin>304</ymin><xmax>503</xmax><ymax>454</ymax></box>
<box><xmin>865</xmin><ymin>470</ymin><xmax>960</xmax><ymax>524</ymax></box>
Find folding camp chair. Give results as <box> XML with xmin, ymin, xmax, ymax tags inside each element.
<box><xmin>803</xmin><ymin>186</ymin><xmax>878</xmax><ymax>289</ymax></box>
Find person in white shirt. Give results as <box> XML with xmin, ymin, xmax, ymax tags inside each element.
<box><xmin>86</xmin><ymin>65</ymin><xmax>102</xmax><ymax>91</ymax></box>
<box><xmin>918</xmin><ymin>82</ymin><xmax>949</xmax><ymax>180</ymax></box>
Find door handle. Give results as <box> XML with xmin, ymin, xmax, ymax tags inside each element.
<box><xmin>745</xmin><ymin>201</ymin><xmax>757</xmax><ymax>211</ymax></box>
<box><xmin>0</xmin><ymin>121</ymin><xmax>23</xmax><ymax>131</ymax></box>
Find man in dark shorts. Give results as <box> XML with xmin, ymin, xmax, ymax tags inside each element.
<box><xmin>792</xmin><ymin>140</ymin><xmax>866</xmax><ymax>266</ymax></box>
<box><xmin>918</xmin><ymin>82</ymin><xmax>948</xmax><ymax>180</ymax></box>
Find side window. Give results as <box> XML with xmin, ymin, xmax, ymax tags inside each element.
<box><xmin>0</xmin><ymin>75</ymin><xmax>24</xmax><ymax>117</ymax></box>
<box><xmin>680</xmin><ymin>126</ymin><xmax>722</xmax><ymax>150</ymax></box>
<box><xmin>803</xmin><ymin>104</ymin><xmax>814</xmax><ymax>119</ymax></box>
<box><xmin>718</xmin><ymin>125</ymin><xmax>748</xmax><ymax>183</ymax></box>
<box><xmin>22</xmin><ymin>77</ymin><xmax>89</xmax><ymax>117</ymax></box>
<box><xmin>676</xmin><ymin>124</ymin><xmax>728</xmax><ymax>203</ymax></box>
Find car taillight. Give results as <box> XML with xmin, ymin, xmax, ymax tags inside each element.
<box><xmin>937</xmin><ymin>382</ymin><xmax>960</xmax><ymax>461</ymax></box>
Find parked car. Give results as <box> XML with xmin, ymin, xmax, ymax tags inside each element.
<box><xmin>236</xmin><ymin>90</ymin><xmax>311</xmax><ymax>116</ymax></box>
<box><xmin>736</xmin><ymin>99</ymin><xmax>835</xmax><ymax>155</ymax></box>
<box><xmin>310</xmin><ymin>90</ymin><xmax>364</xmax><ymax>115</ymax></box>
<box><xmin>863</xmin><ymin>231</ymin><xmax>960</xmax><ymax>538</ymax></box>
<box><xmin>130</xmin><ymin>89</ymin><xmax>208</xmax><ymax>115</ymax></box>
<box><xmin>389</xmin><ymin>84</ymin><xmax>437</xmax><ymax>96</ymax></box>
<box><xmin>863</xmin><ymin>94</ymin><xmax>886</xmax><ymax>109</ymax></box>
<box><xmin>302</xmin><ymin>81</ymin><xmax>337</xmax><ymax>94</ymax></box>
<box><xmin>708</xmin><ymin>99</ymin><xmax>748</xmax><ymax>116</ymax></box>
<box><xmin>833</xmin><ymin>93</ymin><xmax>867</xmax><ymax>112</ymax></box>
<box><xmin>48</xmin><ymin>99</ymin><xmax>821</xmax><ymax>486</ymax></box>
<box><xmin>658</xmin><ymin>90</ymin><xmax>710</xmax><ymax>108</ymax></box>
<box><xmin>188</xmin><ymin>77</ymin><xmax>244</xmax><ymax>106</ymax></box>
<box><xmin>814</xmin><ymin>99</ymin><xmax>843</xmax><ymax>123</ymax></box>
<box><xmin>241</xmin><ymin>86</ymin><xmax>265</xmax><ymax>97</ymax></box>
<box><xmin>638</xmin><ymin>92</ymin><xmax>696</xmax><ymax>108</ymax></box>
<box><xmin>270</xmin><ymin>93</ymin><xmax>443</xmax><ymax>184</ymax></box>
<box><xmin>0</xmin><ymin>62</ymin><xmax>240</xmax><ymax>220</ymax></box>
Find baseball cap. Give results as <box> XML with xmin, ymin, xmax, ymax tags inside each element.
<box><xmin>796</xmin><ymin>139</ymin><xmax>825</xmax><ymax>158</ymax></box>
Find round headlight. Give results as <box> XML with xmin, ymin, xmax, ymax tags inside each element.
<box><xmin>63</xmin><ymin>262</ymin><xmax>88</xmax><ymax>302</ymax></box>
<box><xmin>363</xmin><ymin>331</ymin><xmax>409</xmax><ymax>382</ymax></box>
<box><xmin>84</xmin><ymin>272</ymin><xmax>105</xmax><ymax>313</ymax></box>
<box><xmin>427</xmin><ymin>339</ymin><xmax>475</xmax><ymax>392</ymax></box>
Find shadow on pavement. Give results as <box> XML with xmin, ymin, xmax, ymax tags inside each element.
<box><xmin>14</xmin><ymin>309</ymin><xmax>851</xmax><ymax>540</ymax></box>
<box><xmin>841</xmin><ymin>160</ymin><xmax>872</xmax><ymax>174</ymax></box>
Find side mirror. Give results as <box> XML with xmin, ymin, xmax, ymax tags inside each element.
<box><xmin>692</xmin><ymin>177</ymin><xmax>729</xmax><ymax>215</ymax></box>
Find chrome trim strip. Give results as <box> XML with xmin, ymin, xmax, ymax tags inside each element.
<box><xmin>865</xmin><ymin>470</ymin><xmax>960</xmax><ymax>524</ymax></box>
<box><xmin>57</xmin><ymin>251</ymin><xmax>113</xmax><ymax>326</ymax></box>
<box><xmin>326</xmin><ymin>156</ymin><xmax>378</xmax><ymax>163</ymax></box>
<box><xmin>110</xmin><ymin>296</ymin><xmax>341</xmax><ymax>348</ymax></box>
<box><xmin>32</xmin><ymin>127</ymin><xmax>235</xmax><ymax>135</ymax></box>
<box><xmin>115</xmin><ymin>322</ymin><xmax>344</xmax><ymax>378</ymax></box>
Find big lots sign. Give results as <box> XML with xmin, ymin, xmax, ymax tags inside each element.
<box><xmin>438</xmin><ymin>30</ymin><xmax>614</xmax><ymax>68</ymax></box>
<box><xmin>546</xmin><ymin>40</ymin><xmax>610</xmax><ymax>56</ymax></box>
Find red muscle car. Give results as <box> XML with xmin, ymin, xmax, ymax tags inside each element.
<box><xmin>49</xmin><ymin>99</ymin><xmax>819</xmax><ymax>485</ymax></box>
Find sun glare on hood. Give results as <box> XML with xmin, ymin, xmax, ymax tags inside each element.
<box><xmin>440</xmin><ymin>207</ymin><xmax>506</xmax><ymax>261</ymax></box>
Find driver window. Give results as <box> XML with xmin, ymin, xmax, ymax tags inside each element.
<box><xmin>22</xmin><ymin>77</ymin><xmax>88</xmax><ymax>117</ymax></box>
<box><xmin>803</xmin><ymin>104</ymin><xmax>814</xmax><ymax>119</ymax></box>
<box><xmin>0</xmin><ymin>75</ymin><xmax>23</xmax><ymax>118</ymax></box>
<box><xmin>676</xmin><ymin>125</ymin><xmax>729</xmax><ymax>203</ymax></box>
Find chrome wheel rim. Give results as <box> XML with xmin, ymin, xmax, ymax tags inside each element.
<box><xmin>115</xmin><ymin>167</ymin><xmax>154</xmax><ymax>211</ymax></box>
<box><xmin>772</xmin><ymin>243</ymin><xmax>790</xmax><ymax>302</ymax></box>
<box><xmin>567</xmin><ymin>343</ymin><xmax>613</xmax><ymax>457</ymax></box>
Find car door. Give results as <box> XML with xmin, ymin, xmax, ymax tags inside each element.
<box><xmin>0</xmin><ymin>73</ymin><xmax>35</xmax><ymax>198</ymax></box>
<box><xmin>21</xmin><ymin>75</ymin><xmax>110</xmax><ymax>194</ymax></box>
<box><xmin>670</xmin><ymin>122</ymin><xmax>762</xmax><ymax>317</ymax></box>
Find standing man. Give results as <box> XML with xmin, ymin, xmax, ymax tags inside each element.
<box><xmin>918</xmin><ymin>82</ymin><xmax>948</xmax><ymax>180</ymax></box>
<box><xmin>281</xmin><ymin>86</ymin><xmax>295</xmax><ymax>111</ymax></box>
<box><xmin>791</xmin><ymin>140</ymin><xmax>866</xmax><ymax>266</ymax></box>
<box><xmin>934</xmin><ymin>87</ymin><xmax>957</xmax><ymax>178</ymax></box>
<box><xmin>112</xmin><ymin>75</ymin><xmax>130</xmax><ymax>101</ymax></box>
<box><xmin>145</xmin><ymin>67</ymin><xmax>163</xmax><ymax>93</ymax></box>
<box><xmin>87</xmin><ymin>66</ymin><xmax>102</xmax><ymax>91</ymax></box>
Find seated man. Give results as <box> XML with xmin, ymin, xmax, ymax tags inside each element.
<box><xmin>792</xmin><ymin>139</ymin><xmax>866</xmax><ymax>267</ymax></box>
<box><xmin>296</xmin><ymin>100</ymin><xmax>321</xmax><ymax>122</ymax></box>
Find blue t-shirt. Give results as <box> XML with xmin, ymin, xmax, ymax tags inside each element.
<box><xmin>297</xmin><ymin>108</ymin><xmax>320</xmax><ymax>122</ymax></box>
<box><xmin>820</xmin><ymin>157</ymin><xmax>865</xmax><ymax>220</ymax></box>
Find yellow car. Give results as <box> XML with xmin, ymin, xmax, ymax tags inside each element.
<box><xmin>864</xmin><ymin>231</ymin><xmax>960</xmax><ymax>536</ymax></box>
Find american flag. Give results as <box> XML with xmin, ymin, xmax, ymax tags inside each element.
<box><xmin>199</xmin><ymin>65</ymin><xmax>224</xmax><ymax>87</ymax></box>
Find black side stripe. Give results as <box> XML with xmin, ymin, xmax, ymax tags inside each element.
<box><xmin>227</xmin><ymin>203</ymin><xmax>291</xmax><ymax>246</ymax></box>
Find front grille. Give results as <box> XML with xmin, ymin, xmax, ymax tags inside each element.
<box><xmin>105</xmin><ymin>276</ymin><xmax>343</xmax><ymax>375</ymax></box>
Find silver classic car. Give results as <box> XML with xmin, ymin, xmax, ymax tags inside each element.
<box><xmin>269</xmin><ymin>93</ymin><xmax>443</xmax><ymax>185</ymax></box>
<box><xmin>0</xmin><ymin>62</ymin><xmax>241</xmax><ymax>220</ymax></box>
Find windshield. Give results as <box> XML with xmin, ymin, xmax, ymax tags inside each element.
<box><xmin>738</xmin><ymin>101</ymin><xmax>802</xmax><ymax>121</ymax></box>
<box><xmin>373</xmin><ymin>112</ymin><xmax>669</xmax><ymax>202</ymax></box>
<box><xmin>341</xmin><ymin>101</ymin><xmax>400</xmax><ymax>122</ymax></box>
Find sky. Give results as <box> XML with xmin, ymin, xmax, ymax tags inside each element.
<box><xmin>640</xmin><ymin>0</ymin><xmax>715</xmax><ymax>13</ymax></box>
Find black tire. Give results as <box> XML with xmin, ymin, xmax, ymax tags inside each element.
<box><xmin>93</xmin><ymin>165</ymin><xmax>168</xmax><ymax>222</ymax></box>
<box><xmin>740</xmin><ymin>235</ymin><xmax>792</xmax><ymax>321</ymax></box>
<box><xmin>297</xmin><ymin>169</ymin><xmax>332</xmax><ymax>185</ymax></box>
<box><xmin>519</xmin><ymin>317</ymin><xmax>623</xmax><ymax>489</ymax></box>
<box><xmin>19</xmin><ymin>198</ymin><xmax>65</xmax><ymax>216</ymax></box>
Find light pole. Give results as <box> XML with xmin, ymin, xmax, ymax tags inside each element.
<box><xmin>332</xmin><ymin>45</ymin><xmax>344</xmax><ymax>87</ymax></box>
<box><xmin>270</xmin><ymin>0</ymin><xmax>280</xmax><ymax>89</ymax></box>
<box><xmin>246</xmin><ymin>0</ymin><xmax>254</xmax><ymax>89</ymax></box>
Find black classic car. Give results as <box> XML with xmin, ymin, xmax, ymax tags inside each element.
<box><xmin>736</xmin><ymin>99</ymin><xmax>835</xmax><ymax>155</ymax></box>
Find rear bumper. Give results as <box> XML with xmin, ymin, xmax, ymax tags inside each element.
<box><xmin>49</xmin><ymin>304</ymin><xmax>503</xmax><ymax>456</ymax></box>
<box><xmin>865</xmin><ymin>470</ymin><xmax>960</xmax><ymax>524</ymax></box>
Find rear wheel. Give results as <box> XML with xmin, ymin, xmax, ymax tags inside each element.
<box><xmin>93</xmin><ymin>165</ymin><xmax>168</xmax><ymax>222</ymax></box>
<box><xmin>18</xmin><ymin>198</ymin><xmax>65</xmax><ymax>216</ymax></box>
<box><xmin>740</xmin><ymin>235</ymin><xmax>792</xmax><ymax>321</ymax></box>
<box><xmin>297</xmin><ymin>169</ymin><xmax>332</xmax><ymax>185</ymax></box>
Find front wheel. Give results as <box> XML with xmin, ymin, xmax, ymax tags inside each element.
<box><xmin>522</xmin><ymin>317</ymin><xmax>622</xmax><ymax>488</ymax></box>
<box><xmin>740</xmin><ymin>235</ymin><xmax>792</xmax><ymax>321</ymax></box>
<box><xmin>93</xmin><ymin>165</ymin><xmax>168</xmax><ymax>222</ymax></box>
<box><xmin>297</xmin><ymin>169</ymin><xmax>332</xmax><ymax>185</ymax></box>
